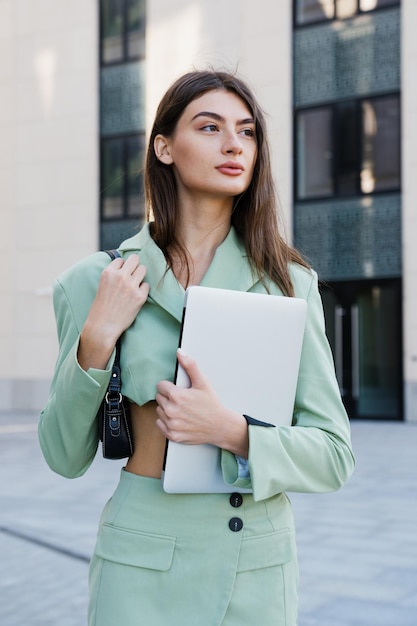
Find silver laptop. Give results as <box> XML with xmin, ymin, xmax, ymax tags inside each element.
<box><xmin>162</xmin><ymin>286</ymin><xmax>307</xmax><ymax>493</ymax></box>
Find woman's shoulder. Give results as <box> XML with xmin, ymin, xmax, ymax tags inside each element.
<box><xmin>56</xmin><ymin>251</ymin><xmax>110</xmax><ymax>295</ymax></box>
<box><xmin>50</xmin><ymin>252</ymin><xmax>111</xmax><ymax>332</ymax></box>
<box><xmin>288</xmin><ymin>262</ymin><xmax>317</xmax><ymax>299</ymax></box>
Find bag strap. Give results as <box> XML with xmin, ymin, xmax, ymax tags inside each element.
<box><xmin>104</xmin><ymin>249</ymin><xmax>121</xmax><ymax>261</ymax></box>
<box><xmin>103</xmin><ymin>249</ymin><xmax>122</xmax><ymax>368</ymax></box>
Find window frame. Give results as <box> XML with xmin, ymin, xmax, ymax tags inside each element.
<box><xmin>99</xmin><ymin>0</ymin><xmax>145</xmax><ymax>67</ymax></box>
<box><xmin>293</xmin><ymin>0</ymin><xmax>401</xmax><ymax>28</ymax></box>
<box><xmin>100</xmin><ymin>133</ymin><xmax>145</xmax><ymax>222</ymax></box>
<box><xmin>294</xmin><ymin>92</ymin><xmax>401</xmax><ymax>202</ymax></box>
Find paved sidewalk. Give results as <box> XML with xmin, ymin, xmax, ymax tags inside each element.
<box><xmin>0</xmin><ymin>412</ymin><xmax>416</xmax><ymax>625</ymax></box>
<box><xmin>291</xmin><ymin>420</ymin><xmax>417</xmax><ymax>625</ymax></box>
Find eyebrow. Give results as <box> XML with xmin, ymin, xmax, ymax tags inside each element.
<box><xmin>191</xmin><ymin>111</ymin><xmax>255</xmax><ymax>125</ymax></box>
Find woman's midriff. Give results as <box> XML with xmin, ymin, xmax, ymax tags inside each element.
<box><xmin>124</xmin><ymin>401</ymin><xmax>167</xmax><ymax>478</ymax></box>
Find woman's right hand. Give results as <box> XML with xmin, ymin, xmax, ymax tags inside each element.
<box><xmin>78</xmin><ymin>254</ymin><xmax>149</xmax><ymax>371</ymax></box>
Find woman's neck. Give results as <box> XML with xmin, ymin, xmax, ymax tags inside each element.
<box><xmin>178</xmin><ymin>195</ymin><xmax>232</xmax><ymax>248</ymax></box>
<box><xmin>173</xmin><ymin>200</ymin><xmax>233</xmax><ymax>287</ymax></box>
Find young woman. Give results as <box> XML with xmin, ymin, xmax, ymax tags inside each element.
<box><xmin>39</xmin><ymin>70</ymin><xmax>355</xmax><ymax>625</ymax></box>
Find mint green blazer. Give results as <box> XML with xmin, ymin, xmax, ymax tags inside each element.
<box><xmin>39</xmin><ymin>223</ymin><xmax>354</xmax><ymax>501</ymax></box>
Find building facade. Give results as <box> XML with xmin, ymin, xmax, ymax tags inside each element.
<box><xmin>1</xmin><ymin>0</ymin><xmax>416</xmax><ymax>421</ymax></box>
<box><xmin>293</xmin><ymin>0</ymin><xmax>402</xmax><ymax>419</ymax></box>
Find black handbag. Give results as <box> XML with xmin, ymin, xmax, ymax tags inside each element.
<box><xmin>97</xmin><ymin>250</ymin><xmax>134</xmax><ymax>460</ymax></box>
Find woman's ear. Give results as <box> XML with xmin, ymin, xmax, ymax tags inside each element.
<box><xmin>154</xmin><ymin>135</ymin><xmax>174</xmax><ymax>165</ymax></box>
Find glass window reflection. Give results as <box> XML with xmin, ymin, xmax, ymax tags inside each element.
<box><xmin>101</xmin><ymin>0</ymin><xmax>124</xmax><ymax>64</ymax></box>
<box><xmin>296</xmin><ymin>95</ymin><xmax>400</xmax><ymax>200</ymax></box>
<box><xmin>127</xmin><ymin>0</ymin><xmax>146</xmax><ymax>59</ymax></box>
<box><xmin>295</xmin><ymin>0</ymin><xmax>400</xmax><ymax>24</ymax></box>
<box><xmin>360</xmin><ymin>0</ymin><xmax>398</xmax><ymax>11</ymax></box>
<box><xmin>101</xmin><ymin>135</ymin><xmax>145</xmax><ymax>220</ymax></box>
<box><xmin>361</xmin><ymin>96</ymin><xmax>400</xmax><ymax>193</ymax></box>
<box><xmin>101</xmin><ymin>0</ymin><xmax>145</xmax><ymax>64</ymax></box>
<box><xmin>102</xmin><ymin>138</ymin><xmax>124</xmax><ymax>218</ymax></box>
<box><xmin>336</xmin><ymin>0</ymin><xmax>357</xmax><ymax>18</ymax></box>
<box><xmin>297</xmin><ymin>108</ymin><xmax>333</xmax><ymax>199</ymax></box>
<box><xmin>336</xmin><ymin>102</ymin><xmax>359</xmax><ymax>195</ymax></box>
<box><xmin>296</xmin><ymin>0</ymin><xmax>334</xmax><ymax>25</ymax></box>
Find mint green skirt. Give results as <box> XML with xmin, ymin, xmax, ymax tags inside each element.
<box><xmin>88</xmin><ymin>469</ymin><xmax>298</xmax><ymax>625</ymax></box>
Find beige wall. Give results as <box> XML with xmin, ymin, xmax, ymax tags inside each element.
<box><xmin>0</xmin><ymin>0</ymin><xmax>99</xmax><ymax>409</ymax></box>
<box><xmin>402</xmin><ymin>0</ymin><xmax>417</xmax><ymax>421</ymax></box>
<box><xmin>146</xmin><ymin>0</ymin><xmax>294</xmax><ymax>236</ymax></box>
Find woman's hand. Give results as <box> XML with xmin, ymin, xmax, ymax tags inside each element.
<box><xmin>78</xmin><ymin>254</ymin><xmax>149</xmax><ymax>371</ymax></box>
<box><xmin>155</xmin><ymin>349</ymin><xmax>249</xmax><ymax>458</ymax></box>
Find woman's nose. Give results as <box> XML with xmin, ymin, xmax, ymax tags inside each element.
<box><xmin>222</xmin><ymin>132</ymin><xmax>243</xmax><ymax>155</ymax></box>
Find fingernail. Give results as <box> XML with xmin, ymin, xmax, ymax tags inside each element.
<box><xmin>177</xmin><ymin>348</ymin><xmax>187</xmax><ymax>358</ymax></box>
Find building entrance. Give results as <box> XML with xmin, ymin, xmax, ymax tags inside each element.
<box><xmin>321</xmin><ymin>280</ymin><xmax>402</xmax><ymax>420</ymax></box>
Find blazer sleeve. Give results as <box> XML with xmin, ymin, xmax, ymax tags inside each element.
<box><xmin>38</xmin><ymin>278</ymin><xmax>115</xmax><ymax>478</ymax></box>
<box><xmin>221</xmin><ymin>270</ymin><xmax>355</xmax><ymax>501</ymax></box>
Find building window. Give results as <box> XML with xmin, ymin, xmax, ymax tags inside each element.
<box><xmin>101</xmin><ymin>134</ymin><xmax>145</xmax><ymax>220</ymax></box>
<box><xmin>295</xmin><ymin>0</ymin><xmax>400</xmax><ymax>26</ymax></box>
<box><xmin>295</xmin><ymin>94</ymin><xmax>400</xmax><ymax>200</ymax></box>
<box><xmin>100</xmin><ymin>0</ymin><xmax>146</xmax><ymax>65</ymax></box>
<box><xmin>296</xmin><ymin>108</ymin><xmax>333</xmax><ymax>199</ymax></box>
<box><xmin>296</xmin><ymin>0</ymin><xmax>334</xmax><ymax>24</ymax></box>
<box><xmin>361</xmin><ymin>96</ymin><xmax>401</xmax><ymax>194</ymax></box>
<box><xmin>336</xmin><ymin>101</ymin><xmax>359</xmax><ymax>195</ymax></box>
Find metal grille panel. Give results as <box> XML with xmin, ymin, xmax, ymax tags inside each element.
<box><xmin>100</xmin><ymin>61</ymin><xmax>145</xmax><ymax>136</ymax></box>
<box><xmin>294</xmin><ymin>194</ymin><xmax>401</xmax><ymax>280</ymax></box>
<box><xmin>294</xmin><ymin>8</ymin><xmax>400</xmax><ymax>106</ymax></box>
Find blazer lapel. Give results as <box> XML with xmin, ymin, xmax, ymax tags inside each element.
<box><xmin>118</xmin><ymin>224</ymin><xmax>259</xmax><ymax>322</ymax></box>
<box><xmin>119</xmin><ymin>224</ymin><xmax>185</xmax><ymax>322</ymax></box>
<box><xmin>199</xmin><ymin>227</ymin><xmax>258</xmax><ymax>292</ymax></box>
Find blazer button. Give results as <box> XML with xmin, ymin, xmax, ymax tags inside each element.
<box><xmin>230</xmin><ymin>492</ymin><xmax>243</xmax><ymax>508</ymax></box>
<box><xmin>229</xmin><ymin>517</ymin><xmax>243</xmax><ymax>532</ymax></box>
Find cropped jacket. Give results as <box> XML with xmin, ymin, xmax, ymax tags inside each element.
<box><xmin>39</xmin><ymin>223</ymin><xmax>355</xmax><ymax>500</ymax></box>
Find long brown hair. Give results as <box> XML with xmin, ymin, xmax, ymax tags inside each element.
<box><xmin>144</xmin><ymin>70</ymin><xmax>309</xmax><ymax>296</ymax></box>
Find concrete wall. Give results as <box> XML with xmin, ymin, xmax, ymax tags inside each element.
<box><xmin>402</xmin><ymin>0</ymin><xmax>417</xmax><ymax>421</ymax></box>
<box><xmin>0</xmin><ymin>0</ymin><xmax>99</xmax><ymax>410</ymax></box>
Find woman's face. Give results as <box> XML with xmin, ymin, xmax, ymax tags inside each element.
<box><xmin>155</xmin><ymin>89</ymin><xmax>258</xmax><ymax>202</ymax></box>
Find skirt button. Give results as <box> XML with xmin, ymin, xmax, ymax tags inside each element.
<box><xmin>230</xmin><ymin>492</ymin><xmax>243</xmax><ymax>508</ymax></box>
<box><xmin>229</xmin><ymin>517</ymin><xmax>243</xmax><ymax>532</ymax></box>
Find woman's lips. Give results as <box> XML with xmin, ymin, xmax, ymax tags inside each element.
<box><xmin>216</xmin><ymin>162</ymin><xmax>244</xmax><ymax>176</ymax></box>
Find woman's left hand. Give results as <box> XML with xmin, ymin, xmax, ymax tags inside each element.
<box><xmin>155</xmin><ymin>349</ymin><xmax>249</xmax><ymax>457</ymax></box>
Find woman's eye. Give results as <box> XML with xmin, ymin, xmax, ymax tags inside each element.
<box><xmin>201</xmin><ymin>124</ymin><xmax>218</xmax><ymax>132</ymax></box>
<box><xmin>240</xmin><ymin>128</ymin><xmax>255</xmax><ymax>137</ymax></box>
